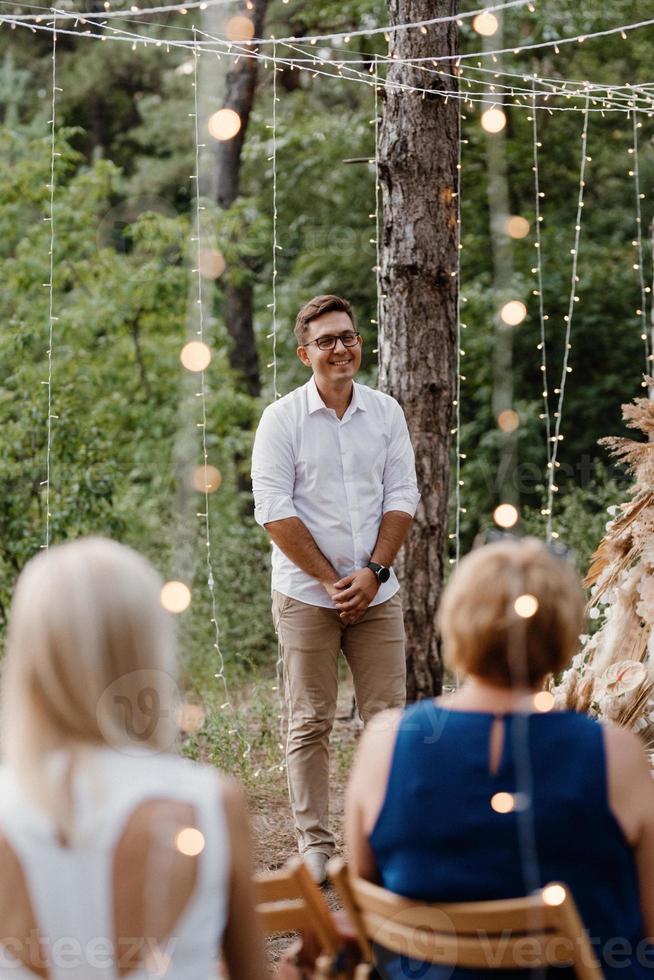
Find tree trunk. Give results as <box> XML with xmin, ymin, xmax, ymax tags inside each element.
<box><xmin>214</xmin><ymin>0</ymin><xmax>268</xmax><ymax>399</ymax></box>
<box><xmin>379</xmin><ymin>0</ymin><xmax>458</xmax><ymax>700</ymax></box>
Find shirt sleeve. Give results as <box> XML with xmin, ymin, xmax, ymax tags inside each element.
<box><xmin>251</xmin><ymin>404</ymin><xmax>298</xmax><ymax>527</ymax></box>
<box><xmin>382</xmin><ymin>400</ymin><xmax>421</xmax><ymax>517</ymax></box>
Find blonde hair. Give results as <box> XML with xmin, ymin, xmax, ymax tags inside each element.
<box><xmin>2</xmin><ymin>537</ymin><xmax>178</xmax><ymax>836</ymax></box>
<box><xmin>438</xmin><ymin>538</ymin><xmax>584</xmax><ymax>688</ymax></box>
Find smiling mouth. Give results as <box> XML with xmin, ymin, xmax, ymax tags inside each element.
<box><xmin>329</xmin><ymin>358</ymin><xmax>352</xmax><ymax>365</ymax></box>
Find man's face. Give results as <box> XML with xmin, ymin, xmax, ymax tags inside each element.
<box><xmin>296</xmin><ymin>311</ymin><xmax>362</xmax><ymax>386</ymax></box>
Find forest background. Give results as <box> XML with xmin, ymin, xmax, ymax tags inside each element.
<box><xmin>2</xmin><ymin>0</ymin><xmax>654</xmax><ymax>781</ymax></box>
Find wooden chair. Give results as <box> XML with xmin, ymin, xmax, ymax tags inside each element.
<box><xmin>327</xmin><ymin>858</ymin><xmax>604</xmax><ymax>979</ymax></box>
<box><xmin>255</xmin><ymin>856</ymin><xmax>345</xmax><ymax>976</ymax></box>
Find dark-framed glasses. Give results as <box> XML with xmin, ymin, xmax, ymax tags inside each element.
<box><xmin>303</xmin><ymin>331</ymin><xmax>361</xmax><ymax>351</ymax></box>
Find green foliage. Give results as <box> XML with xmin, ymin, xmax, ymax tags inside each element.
<box><xmin>3</xmin><ymin>0</ymin><xmax>654</xmax><ymax>717</ymax></box>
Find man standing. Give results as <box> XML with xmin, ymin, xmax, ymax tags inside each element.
<box><xmin>251</xmin><ymin>294</ymin><xmax>420</xmax><ymax>884</ymax></box>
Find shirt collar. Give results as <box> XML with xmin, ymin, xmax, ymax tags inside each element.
<box><xmin>306</xmin><ymin>376</ymin><xmax>367</xmax><ymax>415</ymax></box>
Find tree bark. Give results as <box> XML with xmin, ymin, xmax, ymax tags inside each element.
<box><xmin>379</xmin><ymin>0</ymin><xmax>458</xmax><ymax>700</ymax></box>
<box><xmin>214</xmin><ymin>0</ymin><xmax>268</xmax><ymax>399</ymax></box>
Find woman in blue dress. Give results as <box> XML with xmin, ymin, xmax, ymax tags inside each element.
<box><xmin>345</xmin><ymin>537</ymin><xmax>654</xmax><ymax>978</ymax></box>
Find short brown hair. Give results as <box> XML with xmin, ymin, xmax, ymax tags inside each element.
<box><xmin>294</xmin><ymin>294</ymin><xmax>356</xmax><ymax>343</ymax></box>
<box><xmin>438</xmin><ymin>538</ymin><xmax>584</xmax><ymax>688</ymax></box>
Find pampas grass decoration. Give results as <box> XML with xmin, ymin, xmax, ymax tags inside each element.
<box><xmin>551</xmin><ymin>383</ymin><xmax>654</xmax><ymax>762</ymax></box>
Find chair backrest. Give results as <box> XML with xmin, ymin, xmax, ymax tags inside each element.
<box><xmin>327</xmin><ymin>859</ymin><xmax>603</xmax><ymax>980</ymax></box>
<box><xmin>255</xmin><ymin>856</ymin><xmax>341</xmax><ymax>956</ymax></box>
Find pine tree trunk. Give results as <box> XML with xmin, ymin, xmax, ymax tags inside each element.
<box><xmin>379</xmin><ymin>0</ymin><xmax>458</xmax><ymax>700</ymax></box>
<box><xmin>214</xmin><ymin>0</ymin><xmax>268</xmax><ymax>398</ymax></box>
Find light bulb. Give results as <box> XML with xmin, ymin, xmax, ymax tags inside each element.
<box><xmin>160</xmin><ymin>581</ymin><xmax>191</xmax><ymax>614</ymax></box>
<box><xmin>534</xmin><ymin>691</ymin><xmax>554</xmax><ymax>712</ymax></box>
<box><xmin>542</xmin><ymin>884</ymin><xmax>566</xmax><ymax>907</ymax></box>
<box><xmin>491</xmin><ymin>792</ymin><xmax>514</xmax><ymax>813</ymax></box>
<box><xmin>191</xmin><ymin>465</ymin><xmax>222</xmax><ymax>493</ymax></box>
<box><xmin>473</xmin><ymin>11</ymin><xmax>499</xmax><ymax>36</ymax></box>
<box><xmin>497</xmin><ymin>409</ymin><xmax>519</xmax><ymax>433</ymax></box>
<box><xmin>493</xmin><ymin>503</ymin><xmax>518</xmax><ymax>528</ymax></box>
<box><xmin>175</xmin><ymin>827</ymin><xmax>205</xmax><ymax>855</ymax></box>
<box><xmin>181</xmin><ymin>341</ymin><xmax>211</xmax><ymax>372</ymax></box>
<box><xmin>500</xmin><ymin>300</ymin><xmax>527</xmax><ymax>326</ymax></box>
<box><xmin>514</xmin><ymin>594</ymin><xmax>539</xmax><ymax>618</ymax></box>
<box><xmin>208</xmin><ymin>108</ymin><xmax>241</xmax><ymax>141</ymax></box>
<box><xmin>504</xmin><ymin>215</ymin><xmax>530</xmax><ymax>239</ymax></box>
<box><xmin>481</xmin><ymin>107</ymin><xmax>506</xmax><ymax>133</ymax></box>
<box><xmin>198</xmin><ymin>248</ymin><xmax>226</xmax><ymax>279</ymax></box>
<box><xmin>226</xmin><ymin>15</ymin><xmax>254</xmax><ymax>42</ymax></box>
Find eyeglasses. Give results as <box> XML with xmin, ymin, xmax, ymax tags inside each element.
<box><xmin>303</xmin><ymin>331</ymin><xmax>361</xmax><ymax>351</ymax></box>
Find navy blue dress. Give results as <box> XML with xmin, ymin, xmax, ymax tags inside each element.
<box><xmin>368</xmin><ymin>701</ymin><xmax>653</xmax><ymax>979</ymax></box>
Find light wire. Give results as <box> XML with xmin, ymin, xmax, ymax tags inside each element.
<box><xmin>545</xmin><ymin>92</ymin><xmax>591</xmax><ymax>542</ymax></box>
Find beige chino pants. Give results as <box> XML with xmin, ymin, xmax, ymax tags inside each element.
<box><xmin>272</xmin><ymin>590</ymin><xmax>406</xmax><ymax>857</ymax></box>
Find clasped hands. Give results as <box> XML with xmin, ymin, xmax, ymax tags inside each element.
<box><xmin>325</xmin><ymin>567</ymin><xmax>379</xmax><ymax>624</ymax></box>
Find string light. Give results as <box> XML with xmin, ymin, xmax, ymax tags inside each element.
<box><xmin>374</xmin><ymin>56</ymin><xmax>383</xmax><ymax>361</ymax></box>
<box><xmin>5</xmin><ymin>15</ymin><xmax>654</xmax><ymax>117</ymax></box>
<box><xmin>542</xmin><ymin>884</ymin><xmax>567</xmax><ymax>907</ymax></box>
<box><xmin>270</xmin><ymin>41</ymin><xmax>280</xmax><ymax>400</ymax></box>
<box><xmin>491</xmin><ymin>791</ymin><xmax>515</xmax><ymax>813</ymax></box>
<box><xmin>504</xmin><ymin>214</ymin><xmax>530</xmax><ymax>238</ymax></box>
<box><xmin>175</xmin><ymin>827</ymin><xmax>205</xmax><ymax>855</ymax></box>
<box><xmin>225</xmin><ymin>14</ymin><xmax>254</xmax><ymax>42</ymax></box>
<box><xmin>42</xmin><ymin>16</ymin><xmax>59</xmax><ymax>551</ymax></box>
<box><xmin>207</xmin><ymin>106</ymin><xmax>241</xmax><ymax>140</ymax></box>
<box><xmin>160</xmin><ymin>580</ymin><xmax>192</xmax><ymax>613</ymax></box>
<box><xmin>514</xmin><ymin>593</ymin><xmax>539</xmax><ymax>617</ymax></box>
<box><xmin>216</xmin><ymin>0</ymin><xmax>534</xmax><ymax>46</ymax></box>
<box><xmin>472</xmin><ymin>11</ymin><xmax>499</xmax><ymax>37</ymax></box>
<box><xmin>630</xmin><ymin>109</ymin><xmax>650</xmax><ymax>373</ymax></box>
<box><xmin>190</xmin><ymin>33</ymin><xmax>244</xmax><ymax>751</ymax></box>
<box><xmin>498</xmin><ymin>409</ymin><xmax>519</xmax><ymax>432</ymax></box>
<box><xmin>533</xmin><ymin>690</ymin><xmax>554</xmax><ymax>712</ymax></box>
<box><xmin>545</xmin><ymin>93</ymin><xmax>591</xmax><ymax>542</ymax></box>
<box><xmin>180</xmin><ymin>340</ymin><xmax>212</xmax><ymax>371</ymax></box>
<box><xmin>494</xmin><ymin>503</ymin><xmax>519</xmax><ymax>528</ymax></box>
<box><xmin>481</xmin><ymin>105</ymin><xmax>506</xmax><ymax>132</ymax></box>
<box><xmin>454</xmin><ymin>98</ymin><xmax>464</xmax><ymax>565</ymax></box>
<box><xmin>198</xmin><ymin>247</ymin><xmax>225</xmax><ymax>278</ymax></box>
<box><xmin>531</xmin><ymin>82</ymin><xmax>552</xmax><ymax>497</ymax></box>
<box><xmin>500</xmin><ymin>299</ymin><xmax>527</xmax><ymax>325</ymax></box>
<box><xmin>190</xmin><ymin>464</ymin><xmax>222</xmax><ymax>492</ymax></box>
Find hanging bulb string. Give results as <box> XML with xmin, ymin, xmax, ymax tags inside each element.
<box><xmin>530</xmin><ymin>82</ymin><xmax>552</xmax><ymax>489</ymax></box>
<box><xmin>630</xmin><ymin>107</ymin><xmax>651</xmax><ymax>375</ymax></box>
<box><xmin>42</xmin><ymin>13</ymin><xmax>59</xmax><ymax>551</ymax></box>
<box><xmin>4</xmin><ymin>13</ymin><xmax>654</xmax><ymax>116</ymax></box>
<box><xmin>373</xmin><ymin>55</ymin><xmax>382</xmax><ymax>361</ymax></box>
<box><xmin>545</xmin><ymin>92</ymin><xmax>591</xmax><ymax>542</ymax></box>
<box><xmin>190</xmin><ymin>33</ymin><xmax>249</xmax><ymax>754</ymax></box>
<box><xmin>454</xmin><ymin>97</ymin><xmax>464</xmax><ymax>567</ymax></box>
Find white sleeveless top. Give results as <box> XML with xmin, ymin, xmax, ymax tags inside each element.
<box><xmin>0</xmin><ymin>747</ymin><xmax>230</xmax><ymax>980</ymax></box>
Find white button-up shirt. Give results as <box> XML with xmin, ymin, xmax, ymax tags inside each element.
<box><xmin>251</xmin><ymin>376</ymin><xmax>420</xmax><ymax>608</ymax></box>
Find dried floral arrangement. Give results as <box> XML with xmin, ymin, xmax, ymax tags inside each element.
<box><xmin>551</xmin><ymin>384</ymin><xmax>654</xmax><ymax>761</ymax></box>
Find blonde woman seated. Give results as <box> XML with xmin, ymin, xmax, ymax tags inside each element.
<box><xmin>0</xmin><ymin>537</ymin><xmax>269</xmax><ymax>980</ymax></box>
<box><xmin>346</xmin><ymin>538</ymin><xmax>654</xmax><ymax>979</ymax></box>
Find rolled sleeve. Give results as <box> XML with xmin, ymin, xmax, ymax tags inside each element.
<box><xmin>382</xmin><ymin>401</ymin><xmax>421</xmax><ymax>517</ymax></box>
<box><xmin>251</xmin><ymin>404</ymin><xmax>298</xmax><ymax>527</ymax></box>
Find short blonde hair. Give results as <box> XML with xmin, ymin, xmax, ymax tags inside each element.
<box><xmin>2</xmin><ymin>537</ymin><xmax>177</xmax><ymax>836</ymax></box>
<box><xmin>438</xmin><ymin>538</ymin><xmax>584</xmax><ymax>688</ymax></box>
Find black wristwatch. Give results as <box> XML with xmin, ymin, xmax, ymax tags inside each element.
<box><xmin>367</xmin><ymin>561</ymin><xmax>391</xmax><ymax>584</ymax></box>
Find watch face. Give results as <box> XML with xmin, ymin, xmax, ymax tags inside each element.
<box><xmin>378</xmin><ymin>566</ymin><xmax>391</xmax><ymax>583</ymax></box>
